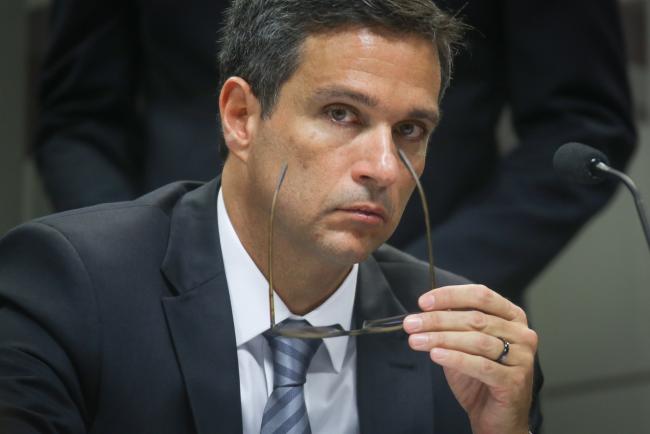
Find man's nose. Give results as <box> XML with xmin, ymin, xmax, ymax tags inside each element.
<box><xmin>350</xmin><ymin>126</ymin><xmax>400</xmax><ymax>189</ymax></box>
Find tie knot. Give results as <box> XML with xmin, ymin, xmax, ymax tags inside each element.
<box><xmin>264</xmin><ymin>319</ymin><xmax>323</xmax><ymax>387</ymax></box>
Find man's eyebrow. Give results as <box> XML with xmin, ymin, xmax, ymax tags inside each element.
<box><xmin>313</xmin><ymin>85</ymin><xmax>440</xmax><ymax>126</ymax></box>
<box><xmin>407</xmin><ymin>108</ymin><xmax>440</xmax><ymax>127</ymax></box>
<box><xmin>313</xmin><ymin>86</ymin><xmax>379</xmax><ymax>108</ymax></box>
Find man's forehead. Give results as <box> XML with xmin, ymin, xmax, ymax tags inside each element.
<box><xmin>279</xmin><ymin>30</ymin><xmax>439</xmax><ymax>122</ymax></box>
<box><xmin>303</xmin><ymin>25</ymin><xmax>436</xmax><ymax>49</ymax></box>
<box><xmin>300</xmin><ymin>26</ymin><xmax>439</xmax><ymax>64</ymax></box>
<box><xmin>294</xmin><ymin>27</ymin><xmax>441</xmax><ymax>97</ymax></box>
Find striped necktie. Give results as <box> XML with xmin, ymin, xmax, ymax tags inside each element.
<box><xmin>261</xmin><ymin>319</ymin><xmax>323</xmax><ymax>434</ymax></box>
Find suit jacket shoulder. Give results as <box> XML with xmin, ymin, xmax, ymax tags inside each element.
<box><xmin>0</xmin><ymin>180</ymin><xmax>214</xmax><ymax>434</ymax></box>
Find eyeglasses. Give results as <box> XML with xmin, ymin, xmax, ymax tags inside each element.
<box><xmin>266</xmin><ymin>149</ymin><xmax>435</xmax><ymax>339</ymax></box>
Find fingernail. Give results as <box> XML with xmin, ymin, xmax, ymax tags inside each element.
<box><xmin>431</xmin><ymin>348</ymin><xmax>448</xmax><ymax>360</ymax></box>
<box><xmin>420</xmin><ymin>295</ymin><xmax>435</xmax><ymax>310</ymax></box>
<box><xmin>403</xmin><ymin>316</ymin><xmax>423</xmax><ymax>332</ymax></box>
<box><xmin>410</xmin><ymin>334</ymin><xmax>429</xmax><ymax>349</ymax></box>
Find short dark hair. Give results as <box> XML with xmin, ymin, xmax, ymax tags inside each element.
<box><xmin>218</xmin><ymin>0</ymin><xmax>465</xmax><ymax>158</ymax></box>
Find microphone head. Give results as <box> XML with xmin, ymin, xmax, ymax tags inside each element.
<box><xmin>553</xmin><ymin>142</ymin><xmax>611</xmax><ymax>185</ymax></box>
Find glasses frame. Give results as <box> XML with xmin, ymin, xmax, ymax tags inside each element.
<box><xmin>267</xmin><ymin>149</ymin><xmax>435</xmax><ymax>339</ymax></box>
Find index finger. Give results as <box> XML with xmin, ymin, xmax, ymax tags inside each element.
<box><xmin>418</xmin><ymin>284</ymin><xmax>526</xmax><ymax>324</ymax></box>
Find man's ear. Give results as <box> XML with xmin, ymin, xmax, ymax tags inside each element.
<box><xmin>219</xmin><ymin>77</ymin><xmax>262</xmax><ymax>162</ymax></box>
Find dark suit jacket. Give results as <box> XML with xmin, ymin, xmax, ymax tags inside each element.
<box><xmin>0</xmin><ymin>179</ymin><xmax>542</xmax><ymax>433</ymax></box>
<box><xmin>34</xmin><ymin>0</ymin><xmax>636</xmax><ymax>306</ymax></box>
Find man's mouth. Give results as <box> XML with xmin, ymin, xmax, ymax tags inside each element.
<box><xmin>337</xmin><ymin>204</ymin><xmax>388</xmax><ymax>225</ymax></box>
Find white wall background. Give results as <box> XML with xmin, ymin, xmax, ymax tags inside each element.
<box><xmin>529</xmin><ymin>124</ymin><xmax>650</xmax><ymax>433</ymax></box>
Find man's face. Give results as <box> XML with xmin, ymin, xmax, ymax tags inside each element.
<box><xmin>247</xmin><ymin>27</ymin><xmax>441</xmax><ymax>266</ymax></box>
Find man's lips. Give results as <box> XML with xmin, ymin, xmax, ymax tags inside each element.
<box><xmin>336</xmin><ymin>204</ymin><xmax>388</xmax><ymax>224</ymax></box>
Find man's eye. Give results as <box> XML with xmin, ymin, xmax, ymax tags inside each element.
<box><xmin>395</xmin><ymin>122</ymin><xmax>425</xmax><ymax>139</ymax></box>
<box><xmin>326</xmin><ymin>106</ymin><xmax>357</xmax><ymax>123</ymax></box>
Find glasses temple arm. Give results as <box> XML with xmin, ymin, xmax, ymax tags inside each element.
<box><xmin>397</xmin><ymin>149</ymin><xmax>436</xmax><ymax>289</ymax></box>
<box><xmin>268</xmin><ymin>162</ymin><xmax>289</xmax><ymax>329</ymax></box>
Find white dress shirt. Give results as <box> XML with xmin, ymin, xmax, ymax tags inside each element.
<box><xmin>217</xmin><ymin>189</ymin><xmax>360</xmax><ymax>434</ymax></box>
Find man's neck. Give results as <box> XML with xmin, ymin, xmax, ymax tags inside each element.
<box><xmin>268</xmin><ymin>257</ymin><xmax>352</xmax><ymax>315</ymax></box>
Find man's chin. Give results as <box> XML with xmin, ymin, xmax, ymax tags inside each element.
<box><xmin>319</xmin><ymin>237</ymin><xmax>383</xmax><ymax>265</ymax></box>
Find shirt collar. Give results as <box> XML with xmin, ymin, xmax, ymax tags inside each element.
<box><xmin>217</xmin><ymin>188</ymin><xmax>357</xmax><ymax>373</ymax></box>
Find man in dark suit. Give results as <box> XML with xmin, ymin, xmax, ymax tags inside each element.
<box><xmin>3</xmin><ymin>1</ymin><xmax>540</xmax><ymax>433</ymax></box>
<box><xmin>35</xmin><ymin>0</ymin><xmax>636</xmax><ymax>307</ymax></box>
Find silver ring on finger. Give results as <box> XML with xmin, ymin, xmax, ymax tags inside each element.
<box><xmin>495</xmin><ymin>336</ymin><xmax>510</xmax><ymax>364</ymax></box>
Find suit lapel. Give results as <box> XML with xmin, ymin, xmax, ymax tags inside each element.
<box><xmin>160</xmin><ymin>178</ymin><xmax>242</xmax><ymax>434</ymax></box>
<box><xmin>355</xmin><ymin>256</ymin><xmax>435</xmax><ymax>434</ymax></box>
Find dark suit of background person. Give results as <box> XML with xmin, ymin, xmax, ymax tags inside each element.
<box><xmin>34</xmin><ymin>0</ymin><xmax>636</xmax><ymax>306</ymax></box>
<box><xmin>0</xmin><ymin>179</ymin><xmax>543</xmax><ymax>434</ymax></box>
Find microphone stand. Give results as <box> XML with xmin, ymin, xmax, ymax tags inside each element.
<box><xmin>593</xmin><ymin>161</ymin><xmax>650</xmax><ymax>253</ymax></box>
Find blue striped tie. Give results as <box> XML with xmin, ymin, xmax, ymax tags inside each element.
<box><xmin>261</xmin><ymin>320</ymin><xmax>323</xmax><ymax>434</ymax></box>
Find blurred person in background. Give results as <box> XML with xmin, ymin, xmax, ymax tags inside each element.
<box><xmin>35</xmin><ymin>0</ymin><xmax>636</xmax><ymax>306</ymax></box>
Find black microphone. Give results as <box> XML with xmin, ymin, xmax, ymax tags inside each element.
<box><xmin>553</xmin><ymin>142</ymin><xmax>610</xmax><ymax>185</ymax></box>
<box><xmin>553</xmin><ymin>142</ymin><xmax>650</xmax><ymax>253</ymax></box>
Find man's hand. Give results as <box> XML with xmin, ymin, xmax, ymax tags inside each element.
<box><xmin>403</xmin><ymin>284</ymin><xmax>537</xmax><ymax>434</ymax></box>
